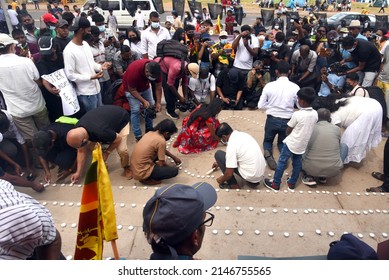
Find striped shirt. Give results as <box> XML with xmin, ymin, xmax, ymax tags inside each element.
<box><xmin>0</xmin><ymin>179</ymin><xmax>56</xmax><ymax>260</ymax></box>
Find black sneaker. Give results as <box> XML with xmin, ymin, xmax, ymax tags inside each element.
<box><xmin>286</xmin><ymin>177</ymin><xmax>296</xmax><ymax>191</ymax></box>
<box><xmin>166</xmin><ymin>111</ymin><xmax>179</xmax><ymax>120</ymax></box>
<box><xmin>264</xmin><ymin>150</ymin><xmax>277</xmax><ymax>170</ymax></box>
<box><xmin>264</xmin><ymin>178</ymin><xmax>280</xmax><ymax>191</ymax></box>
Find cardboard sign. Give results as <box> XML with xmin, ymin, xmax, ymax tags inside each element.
<box><xmin>42</xmin><ymin>69</ymin><xmax>80</xmax><ymax>116</ymax></box>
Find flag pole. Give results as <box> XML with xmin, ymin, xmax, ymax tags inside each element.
<box><xmin>111</xmin><ymin>240</ymin><xmax>120</xmax><ymax>260</ymax></box>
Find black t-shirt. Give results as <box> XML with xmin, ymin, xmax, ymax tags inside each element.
<box><xmin>43</xmin><ymin>123</ymin><xmax>74</xmax><ymax>151</ymax></box>
<box><xmin>270</xmin><ymin>43</ymin><xmax>291</xmax><ymax>76</ymax></box>
<box><xmin>76</xmin><ymin>105</ymin><xmax>129</xmax><ymax>143</ymax></box>
<box><xmin>216</xmin><ymin>68</ymin><xmax>244</xmax><ymax>99</ymax></box>
<box><xmin>349</xmin><ymin>39</ymin><xmax>382</xmax><ymax>73</ymax></box>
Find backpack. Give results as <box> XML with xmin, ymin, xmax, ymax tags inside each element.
<box><xmin>156</xmin><ymin>40</ymin><xmax>189</xmax><ymax>72</ymax></box>
<box><xmin>327</xmin><ymin>234</ymin><xmax>378</xmax><ymax>260</ymax></box>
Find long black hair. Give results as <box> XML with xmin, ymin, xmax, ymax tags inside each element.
<box><xmin>312</xmin><ymin>94</ymin><xmax>348</xmax><ymax>113</ymax></box>
<box><xmin>187</xmin><ymin>98</ymin><xmax>223</xmax><ymax>127</ymax></box>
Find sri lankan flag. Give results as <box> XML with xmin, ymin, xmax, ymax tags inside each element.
<box><xmin>214</xmin><ymin>14</ymin><xmax>223</xmax><ymax>35</ymax></box>
<box><xmin>74</xmin><ymin>143</ymin><xmax>118</xmax><ymax>260</ymax></box>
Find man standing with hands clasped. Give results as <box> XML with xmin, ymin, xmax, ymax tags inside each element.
<box><xmin>63</xmin><ymin>17</ymin><xmax>111</xmax><ymax>112</ymax></box>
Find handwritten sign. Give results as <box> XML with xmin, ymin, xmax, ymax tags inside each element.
<box><xmin>42</xmin><ymin>69</ymin><xmax>80</xmax><ymax>116</ymax></box>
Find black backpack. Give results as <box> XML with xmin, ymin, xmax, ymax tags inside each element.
<box><xmin>156</xmin><ymin>40</ymin><xmax>189</xmax><ymax>72</ymax></box>
<box><xmin>103</xmin><ymin>79</ymin><xmax>123</xmax><ymax>105</ymax></box>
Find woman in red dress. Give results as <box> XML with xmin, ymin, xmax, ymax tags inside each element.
<box><xmin>173</xmin><ymin>99</ymin><xmax>223</xmax><ymax>154</ymax></box>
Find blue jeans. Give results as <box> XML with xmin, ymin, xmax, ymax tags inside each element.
<box><xmin>263</xmin><ymin>115</ymin><xmax>289</xmax><ymax>154</ymax></box>
<box><xmin>273</xmin><ymin>144</ymin><xmax>302</xmax><ymax>186</ymax></box>
<box><xmin>340</xmin><ymin>143</ymin><xmax>348</xmax><ymax>163</ymax></box>
<box><xmin>78</xmin><ymin>94</ymin><xmax>99</xmax><ymax>112</ymax></box>
<box><xmin>125</xmin><ymin>88</ymin><xmax>155</xmax><ymax>139</ymax></box>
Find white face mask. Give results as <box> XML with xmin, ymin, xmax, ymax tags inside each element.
<box><xmin>274</xmin><ymin>42</ymin><xmax>282</xmax><ymax>47</ymax></box>
<box><xmin>274</xmin><ymin>25</ymin><xmax>279</xmax><ymax>30</ymax></box>
<box><xmin>287</xmin><ymin>41</ymin><xmax>294</xmax><ymax>47</ymax></box>
<box><xmin>151</xmin><ymin>22</ymin><xmax>160</xmax><ymax>29</ymax></box>
<box><xmin>147</xmin><ymin>76</ymin><xmax>156</xmax><ymax>81</ymax></box>
<box><xmin>258</xmin><ymin>35</ymin><xmax>265</xmax><ymax>40</ymax></box>
<box><xmin>221</xmin><ymin>139</ymin><xmax>228</xmax><ymax>145</ymax></box>
<box><xmin>98</xmin><ymin>25</ymin><xmax>105</xmax><ymax>32</ymax></box>
<box><xmin>194</xmin><ymin>13</ymin><xmax>199</xmax><ymax>17</ymax></box>
<box><xmin>347</xmin><ymin>47</ymin><xmax>355</xmax><ymax>52</ymax></box>
<box><xmin>48</xmin><ymin>25</ymin><xmax>56</xmax><ymax>30</ymax></box>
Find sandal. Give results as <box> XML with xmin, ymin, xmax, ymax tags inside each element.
<box><xmin>219</xmin><ymin>182</ymin><xmax>231</xmax><ymax>189</ymax></box>
<box><xmin>366</xmin><ymin>186</ymin><xmax>386</xmax><ymax>193</ymax></box>
<box><xmin>371</xmin><ymin>171</ymin><xmax>384</xmax><ymax>181</ymax></box>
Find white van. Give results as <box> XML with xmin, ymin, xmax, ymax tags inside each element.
<box><xmin>81</xmin><ymin>0</ymin><xmax>157</xmax><ymax>30</ymax></box>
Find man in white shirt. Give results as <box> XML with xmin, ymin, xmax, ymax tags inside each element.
<box><xmin>257</xmin><ymin>61</ymin><xmax>299</xmax><ymax>170</ymax></box>
<box><xmin>0</xmin><ymin>33</ymin><xmax>49</xmax><ymax>141</ymax></box>
<box><xmin>63</xmin><ymin>17</ymin><xmax>111</xmax><ymax>112</ymax></box>
<box><xmin>134</xmin><ymin>6</ymin><xmax>145</xmax><ymax>30</ymax></box>
<box><xmin>141</xmin><ymin>11</ymin><xmax>171</xmax><ymax>60</ymax></box>
<box><xmin>231</xmin><ymin>25</ymin><xmax>259</xmax><ymax>76</ymax></box>
<box><xmin>188</xmin><ymin>67</ymin><xmax>216</xmax><ymax>104</ymax></box>
<box><xmin>7</xmin><ymin>4</ymin><xmax>19</xmax><ymax>29</ymax></box>
<box><xmin>212</xmin><ymin>122</ymin><xmax>266</xmax><ymax>189</ymax></box>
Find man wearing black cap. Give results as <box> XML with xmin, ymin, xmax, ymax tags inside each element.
<box><xmin>216</xmin><ymin>68</ymin><xmax>244</xmax><ymax>110</ymax></box>
<box><xmin>143</xmin><ymin>182</ymin><xmax>217</xmax><ymax>260</ymax></box>
<box><xmin>340</xmin><ymin>35</ymin><xmax>381</xmax><ymax>87</ymax></box>
<box><xmin>32</xmin><ymin>122</ymin><xmax>77</xmax><ymax>183</ymax></box>
<box><xmin>53</xmin><ymin>19</ymin><xmax>70</xmax><ymax>66</ymax></box>
<box><xmin>63</xmin><ymin>17</ymin><xmax>111</xmax><ymax>112</ymax></box>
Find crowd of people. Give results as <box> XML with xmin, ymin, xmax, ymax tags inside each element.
<box><xmin>0</xmin><ymin>2</ymin><xmax>388</xmax><ymax>260</ymax></box>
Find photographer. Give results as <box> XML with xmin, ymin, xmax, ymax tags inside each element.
<box><xmin>318</xmin><ymin>65</ymin><xmax>346</xmax><ymax>97</ymax></box>
<box><xmin>245</xmin><ymin>60</ymin><xmax>270</xmax><ymax>109</ymax></box>
<box><xmin>291</xmin><ymin>45</ymin><xmax>318</xmax><ymax>88</ymax></box>
<box><xmin>232</xmin><ymin>25</ymin><xmax>259</xmax><ymax>76</ymax></box>
<box><xmin>340</xmin><ymin>36</ymin><xmax>381</xmax><ymax>87</ymax></box>
<box><xmin>216</xmin><ymin>68</ymin><xmax>244</xmax><ymax>110</ymax></box>
<box><xmin>123</xmin><ymin>59</ymin><xmax>162</xmax><ymax>142</ymax></box>
<box><xmin>267</xmin><ymin>31</ymin><xmax>290</xmax><ymax>80</ymax></box>
<box><xmin>188</xmin><ymin>67</ymin><xmax>216</xmax><ymax>105</ymax></box>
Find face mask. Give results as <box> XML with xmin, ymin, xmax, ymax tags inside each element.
<box><xmin>151</xmin><ymin>22</ymin><xmax>160</xmax><ymax>29</ymax></box>
<box><xmin>274</xmin><ymin>25</ymin><xmax>279</xmax><ymax>30</ymax></box>
<box><xmin>220</xmin><ymin>39</ymin><xmax>227</xmax><ymax>45</ymax></box>
<box><xmin>258</xmin><ymin>35</ymin><xmax>265</xmax><ymax>40</ymax></box>
<box><xmin>129</xmin><ymin>37</ymin><xmax>137</xmax><ymax>42</ymax></box>
<box><xmin>221</xmin><ymin>138</ymin><xmax>228</xmax><ymax>145</ymax></box>
<box><xmin>274</xmin><ymin>42</ymin><xmax>282</xmax><ymax>47</ymax></box>
<box><xmin>48</xmin><ymin>25</ymin><xmax>56</xmax><ymax>30</ymax></box>
<box><xmin>83</xmin><ymin>33</ymin><xmax>92</xmax><ymax>41</ymax></box>
<box><xmin>347</xmin><ymin>47</ymin><xmax>355</xmax><ymax>52</ymax></box>
<box><xmin>194</xmin><ymin>13</ymin><xmax>199</xmax><ymax>17</ymax></box>
<box><xmin>147</xmin><ymin>75</ymin><xmax>156</xmax><ymax>81</ymax></box>
<box><xmin>25</xmin><ymin>23</ymin><xmax>35</xmax><ymax>30</ymax></box>
<box><xmin>98</xmin><ymin>25</ymin><xmax>105</xmax><ymax>32</ymax></box>
<box><xmin>137</xmin><ymin>9</ymin><xmax>141</xmax><ymax>13</ymax></box>
<box><xmin>345</xmin><ymin>83</ymin><xmax>353</xmax><ymax>91</ymax></box>
<box><xmin>287</xmin><ymin>41</ymin><xmax>294</xmax><ymax>47</ymax></box>
<box><xmin>184</xmin><ymin>14</ymin><xmax>188</xmax><ymax>18</ymax></box>
<box><xmin>187</xmin><ymin>33</ymin><xmax>194</xmax><ymax>39</ymax></box>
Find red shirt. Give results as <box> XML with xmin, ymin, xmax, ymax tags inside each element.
<box><xmin>122</xmin><ymin>59</ymin><xmax>162</xmax><ymax>92</ymax></box>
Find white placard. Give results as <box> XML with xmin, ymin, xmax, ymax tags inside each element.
<box><xmin>42</xmin><ymin>69</ymin><xmax>80</xmax><ymax>116</ymax></box>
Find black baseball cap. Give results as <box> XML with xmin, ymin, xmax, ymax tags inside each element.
<box><xmin>38</xmin><ymin>36</ymin><xmax>53</xmax><ymax>55</ymax></box>
<box><xmin>143</xmin><ymin>182</ymin><xmax>217</xmax><ymax>246</ymax></box>
<box><xmin>69</xmin><ymin>16</ymin><xmax>91</xmax><ymax>31</ymax></box>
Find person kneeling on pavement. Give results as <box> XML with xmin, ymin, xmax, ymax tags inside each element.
<box><xmin>213</xmin><ymin>122</ymin><xmax>266</xmax><ymax>189</ymax></box>
<box><xmin>130</xmin><ymin>119</ymin><xmax>181</xmax><ymax>185</ymax></box>
<box><xmin>301</xmin><ymin>108</ymin><xmax>348</xmax><ymax>187</ymax></box>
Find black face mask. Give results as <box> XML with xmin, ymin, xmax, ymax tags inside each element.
<box><xmin>82</xmin><ymin>33</ymin><xmax>92</xmax><ymax>41</ymax></box>
<box><xmin>345</xmin><ymin>83</ymin><xmax>353</xmax><ymax>91</ymax></box>
<box><xmin>25</xmin><ymin>23</ymin><xmax>35</xmax><ymax>31</ymax></box>
<box><xmin>129</xmin><ymin>37</ymin><xmax>137</xmax><ymax>42</ymax></box>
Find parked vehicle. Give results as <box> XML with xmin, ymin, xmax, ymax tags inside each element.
<box><xmin>327</xmin><ymin>12</ymin><xmax>376</xmax><ymax>30</ymax></box>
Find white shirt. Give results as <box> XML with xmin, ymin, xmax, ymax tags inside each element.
<box><xmin>188</xmin><ymin>74</ymin><xmax>216</xmax><ymax>103</ymax></box>
<box><xmin>0</xmin><ymin>110</ymin><xmax>25</xmax><ymax>145</ymax></box>
<box><xmin>226</xmin><ymin>131</ymin><xmax>266</xmax><ymax>183</ymax></box>
<box><xmin>257</xmin><ymin>76</ymin><xmax>299</xmax><ymax>119</ymax></box>
<box><xmin>0</xmin><ymin>54</ymin><xmax>45</xmax><ymax>118</ymax></box>
<box><xmin>134</xmin><ymin>11</ymin><xmax>145</xmax><ymax>29</ymax></box>
<box><xmin>284</xmin><ymin>107</ymin><xmax>318</xmax><ymax>154</ymax></box>
<box><xmin>141</xmin><ymin>26</ymin><xmax>171</xmax><ymax>59</ymax></box>
<box><xmin>7</xmin><ymin>9</ymin><xmax>18</xmax><ymax>25</ymax></box>
<box><xmin>233</xmin><ymin>34</ymin><xmax>259</xmax><ymax>70</ymax></box>
<box><xmin>63</xmin><ymin>41</ymin><xmax>102</xmax><ymax>96</ymax></box>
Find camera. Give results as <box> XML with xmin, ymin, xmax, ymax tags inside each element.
<box><xmin>229</xmin><ymin>99</ymin><xmax>236</xmax><ymax>107</ymax></box>
<box><xmin>256</xmin><ymin>67</ymin><xmax>269</xmax><ymax>76</ymax></box>
<box><xmin>261</xmin><ymin>46</ymin><xmax>280</xmax><ymax>59</ymax></box>
<box><xmin>142</xmin><ymin>105</ymin><xmax>157</xmax><ymax>119</ymax></box>
<box><xmin>327</xmin><ymin>62</ymin><xmax>349</xmax><ymax>75</ymax></box>
<box><xmin>176</xmin><ymin>100</ymin><xmax>196</xmax><ymax>112</ymax></box>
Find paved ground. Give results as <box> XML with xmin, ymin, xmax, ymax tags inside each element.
<box><xmin>17</xmin><ymin>109</ymin><xmax>389</xmax><ymax>260</ymax></box>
